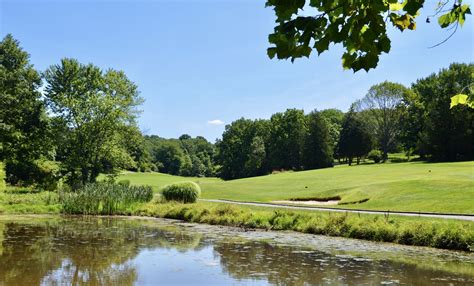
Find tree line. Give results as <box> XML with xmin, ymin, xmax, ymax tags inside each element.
<box><xmin>1</xmin><ymin>34</ymin><xmax>472</xmax><ymax>189</ymax></box>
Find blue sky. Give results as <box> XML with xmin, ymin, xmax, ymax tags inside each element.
<box><xmin>1</xmin><ymin>0</ymin><xmax>472</xmax><ymax>141</ymax></box>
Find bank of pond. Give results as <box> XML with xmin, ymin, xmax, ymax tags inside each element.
<box><xmin>0</xmin><ymin>182</ymin><xmax>472</xmax><ymax>252</ymax></box>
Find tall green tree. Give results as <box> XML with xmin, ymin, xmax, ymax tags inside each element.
<box><xmin>302</xmin><ymin>110</ymin><xmax>334</xmax><ymax>169</ymax></box>
<box><xmin>411</xmin><ymin>63</ymin><xmax>473</xmax><ymax>161</ymax></box>
<box><xmin>266</xmin><ymin>0</ymin><xmax>471</xmax><ymax>72</ymax></box>
<box><xmin>44</xmin><ymin>58</ymin><xmax>143</xmax><ymax>187</ymax></box>
<box><xmin>319</xmin><ymin>108</ymin><xmax>344</xmax><ymax>150</ymax></box>
<box><xmin>217</xmin><ymin>118</ymin><xmax>270</xmax><ymax>179</ymax></box>
<box><xmin>0</xmin><ymin>34</ymin><xmax>53</xmax><ymax>186</ymax></box>
<box><xmin>267</xmin><ymin>109</ymin><xmax>307</xmax><ymax>170</ymax></box>
<box><xmin>355</xmin><ymin>81</ymin><xmax>411</xmax><ymax>161</ymax></box>
<box><xmin>245</xmin><ymin>136</ymin><xmax>267</xmax><ymax>176</ymax></box>
<box><xmin>337</xmin><ymin>110</ymin><xmax>373</xmax><ymax>165</ymax></box>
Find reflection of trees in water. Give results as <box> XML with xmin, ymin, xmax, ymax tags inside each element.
<box><xmin>0</xmin><ymin>218</ymin><xmax>203</xmax><ymax>286</ymax></box>
<box><xmin>214</xmin><ymin>240</ymin><xmax>473</xmax><ymax>286</ymax></box>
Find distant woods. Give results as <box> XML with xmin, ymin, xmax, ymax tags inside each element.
<box><xmin>0</xmin><ymin>34</ymin><xmax>473</xmax><ymax>187</ymax></box>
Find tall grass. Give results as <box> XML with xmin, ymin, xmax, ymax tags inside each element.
<box><xmin>162</xmin><ymin>182</ymin><xmax>200</xmax><ymax>203</ymax></box>
<box><xmin>61</xmin><ymin>183</ymin><xmax>153</xmax><ymax>215</ymax></box>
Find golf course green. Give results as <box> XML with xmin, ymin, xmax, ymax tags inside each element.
<box><xmin>117</xmin><ymin>161</ymin><xmax>474</xmax><ymax>214</ymax></box>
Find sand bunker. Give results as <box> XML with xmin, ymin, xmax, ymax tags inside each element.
<box><xmin>272</xmin><ymin>200</ymin><xmax>340</xmax><ymax>206</ymax></box>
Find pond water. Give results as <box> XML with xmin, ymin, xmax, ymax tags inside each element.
<box><xmin>0</xmin><ymin>216</ymin><xmax>472</xmax><ymax>285</ymax></box>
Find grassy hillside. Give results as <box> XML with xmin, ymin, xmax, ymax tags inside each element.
<box><xmin>117</xmin><ymin>161</ymin><xmax>474</xmax><ymax>214</ymax></box>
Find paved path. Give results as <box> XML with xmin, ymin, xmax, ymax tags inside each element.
<box><xmin>200</xmin><ymin>199</ymin><xmax>474</xmax><ymax>221</ymax></box>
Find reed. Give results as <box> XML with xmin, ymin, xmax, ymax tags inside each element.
<box><xmin>61</xmin><ymin>183</ymin><xmax>153</xmax><ymax>215</ymax></box>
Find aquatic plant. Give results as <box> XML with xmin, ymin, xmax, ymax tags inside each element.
<box><xmin>61</xmin><ymin>183</ymin><xmax>153</xmax><ymax>215</ymax></box>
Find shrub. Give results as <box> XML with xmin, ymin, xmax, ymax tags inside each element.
<box><xmin>60</xmin><ymin>182</ymin><xmax>153</xmax><ymax>215</ymax></box>
<box><xmin>367</xmin><ymin>150</ymin><xmax>383</xmax><ymax>163</ymax></box>
<box><xmin>161</xmin><ymin>182</ymin><xmax>201</xmax><ymax>203</ymax></box>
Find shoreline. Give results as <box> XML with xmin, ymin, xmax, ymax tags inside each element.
<box><xmin>1</xmin><ymin>213</ymin><xmax>471</xmax><ymax>256</ymax></box>
<box><xmin>1</xmin><ymin>200</ymin><xmax>473</xmax><ymax>252</ymax></box>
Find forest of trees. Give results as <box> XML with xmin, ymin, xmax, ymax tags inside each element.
<box><xmin>1</xmin><ymin>34</ymin><xmax>473</xmax><ymax>187</ymax></box>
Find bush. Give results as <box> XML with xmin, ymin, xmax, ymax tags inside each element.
<box><xmin>4</xmin><ymin>159</ymin><xmax>60</xmax><ymax>191</ymax></box>
<box><xmin>367</xmin><ymin>150</ymin><xmax>383</xmax><ymax>163</ymax></box>
<box><xmin>60</xmin><ymin>182</ymin><xmax>153</xmax><ymax>215</ymax></box>
<box><xmin>161</xmin><ymin>182</ymin><xmax>201</xmax><ymax>203</ymax></box>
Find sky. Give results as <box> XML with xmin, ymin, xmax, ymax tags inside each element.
<box><xmin>1</xmin><ymin>0</ymin><xmax>473</xmax><ymax>141</ymax></box>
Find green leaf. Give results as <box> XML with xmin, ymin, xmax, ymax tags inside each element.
<box><xmin>341</xmin><ymin>52</ymin><xmax>356</xmax><ymax>70</ymax></box>
<box><xmin>403</xmin><ymin>0</ymin><xmax>423</xmax><ymax>14</ymax></box>
<box><xmin>378</xmin><ymin>36</ymin><xmax>391</xmax><ymax>53</ymax></box>
<box><xmin>314</xmin><ymin>37</ymin><xmax>330</xmax><ymax>55</ymax></box>
<box><xmin>391</xmin><ymin>13</ymin><xmax>416</xmax><ymax>30</ymax></box>
<box><xmin>438</xmin><ymin>12</ymin><xmax>455</xmax><ymax>28</ymax></box>
<box><xmin>389</xmin><ymin>2</ymin><xmax>405</xmax><ymax>11</ymax></box>
<box><xmin>267</xmin><ymin>47</ymin><xmax>277</xmax><ymax>59</ymax></box>
<box><xmin>450</xmin><ymin>94</ymin><xmax>473</xmax><ymax>108</ymax></box>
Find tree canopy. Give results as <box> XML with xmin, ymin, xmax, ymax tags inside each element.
<box><xmin>266</xmin><ymin>0</ymin><xmax>471</xmax><ymax>72</ymax></box>
<box><xmin>355</xmin><ymin>81</ymin><xmax>411</xmax><ymax>160</ymax></box>
<box><xmin>44</xmin><ymin>58</ymin><xmax>143</xmax><ymax>187</ymax></box>
<box><xmin>0</xmin><ymin>34</ymin><xmax>53</xmax><ymax>186</ymax></box>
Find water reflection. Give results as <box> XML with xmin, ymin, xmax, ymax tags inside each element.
<box><xmin>0</xmin><ymin>216</ymin><xmax>472</xmax><ymax>285</ymax></box>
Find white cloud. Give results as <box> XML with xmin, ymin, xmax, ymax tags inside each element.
<box><xmin>207</xmin><ymin>119</ymin><xmax>224</xmax><ymax>126</ymax></box>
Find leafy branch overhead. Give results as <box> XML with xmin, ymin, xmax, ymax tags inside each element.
<box><xmin>266</xmin><ymin>0</ymin><xmax>471</xmax><ymax>72</ymax></box>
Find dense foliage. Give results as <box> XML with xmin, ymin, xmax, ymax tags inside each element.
<box><xmin>61</xmin><ymin>183</ymin><xmax>153</xmax><ymax>215</ymax></box>
<box><xmin>217</xmin><ymin>109</ymin><xmax>335</xmax><ymax>179</ymax></box>
<box><xmin>44</xmin><ymin>59</ymin><xmax>144</xmax><ymax>187</ymax></box>
<box><xmin>266</xmin><ymin>0</ymin><xmax>471</xmax><ymax>72</ymax></box>
<box><xmin>0</xmin><ymin>35</ymin><xmax>54</xmax><ymax>187</ymax></box>
<box><xmin>337</xmin><ymin>110</ymin><xmax>374</xmax><ymax>165</ymax></box>
<box><xmin>355</xmin><ymin>81</ymin><xmax>410</xmax><ymax>161</ymax></box>
<box><xmin>161</xmin><ymin>182</ymin><xmax>201</xmax><ymax>203</ymax></box>
<box><xmin>407</xmin><ymin>63</ymin><xmax>473</xmax><ymax>161</ymax></box>
<box><xmin>145</xmin><ymin>135</ymin><xmax>216</xmax><ymax>177</ymax></box>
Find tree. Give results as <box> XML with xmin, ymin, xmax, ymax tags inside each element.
<box><xmin>302</xmin><ymin>111</ymin><xmax>334</xmax><ymax>169</ymax></box>
<box><xmin>267</xmin><ymin>109</ymin><xmax>307</xmax><ymax>170</ymax></box>
<box><xmin>337</xmin><ymin>110</ymin><xmax>373</xmax><ymax>165</ymax></box>
<box><xmin>0</xmin><ymin>34</ymin><xmax>53</xmax><ymax>186</ymax></box>
<box><xmin>411</xmin><ymin>63</ymin><xmax>473</xmax><ymax>161</ymax></box>
<box><xmin>151</xmin><ymin>141</ymin><xmax>185</xmax><ymax>175</ymax></box>
<box><xmin>245</xmin><ymin>136</ymin><xmax>267</xmax><ymax>176</ymax></box>
<box><xmin>266</xmin><ymin>0</ymin><xmax>471</xmax><ymax>72</ymax></box>
<box><xmin>44</xmin><ymin>58</ymin><xmax>143</xmax><ymax>187</ymax></box>
<box><xmin>355</xmin><ymin>81</ymin><xmax>410</xmax><ymax>161</ymax></box>
<box><xmin>217</xmin><ymin>118</ymin><xmax>270</xmax><ymax>179</ymax></box>
<box><xmin>319</xmin><ymin>108</ymin><xmax>344</xmax><ymax>150</ymax></box>
<box><xmin>122</xmin><ymin>126</ymin><xmax>154</xmax><ymax>172</ymax></box>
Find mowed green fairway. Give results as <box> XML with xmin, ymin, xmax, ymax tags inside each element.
<box><xmin>117</xmin><ymin>161</ymin><xmax>474</xmax><ymax>214</ymax></box>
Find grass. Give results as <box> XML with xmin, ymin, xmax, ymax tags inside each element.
<box><xmin>125</xmin><ymin>201</ymin><xmax>473</xmax><ymax>251</ymax></box>
<box><xmin>0</xmin><ymin>187</ymin><xmax>61</xmax><ymax>214</ymax></box>
<box><xmin>117</xmin><ymin>161</ymin><xmax>474</xmax><ymax>214</ymax></box>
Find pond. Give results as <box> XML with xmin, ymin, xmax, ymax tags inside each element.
<box><xmin>0</xmin><ymin>216</ymin><xmax>472</xmax><ymax>285</ymax></box>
